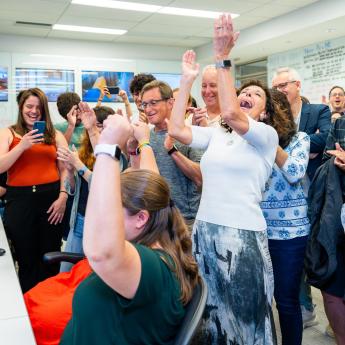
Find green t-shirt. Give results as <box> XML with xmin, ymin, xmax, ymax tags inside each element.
<box><xmin>54</xmin><ymin>121</ymin><xmax>85</xmax><ymax>149</ymax></box>
<box><xmin>60</xmin><ymin>244</ymin><xmax>185</xmax><ymax>345</ymax></box>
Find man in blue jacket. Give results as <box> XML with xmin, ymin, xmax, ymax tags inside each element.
<box><xmin>272</xmin><ymin>67</ymin><xmax>331</xmax><ymax>181</ymax></box>
<box><xmin>272</xmin><ymin>67</ymin><xmax>331</xmax><ymax>329</ymax></box>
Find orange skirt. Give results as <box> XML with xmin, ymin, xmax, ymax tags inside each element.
<box><xmin>24</xmin><ymin>259</ymin><xmax>92</xmax><ymax>345</ymax></box>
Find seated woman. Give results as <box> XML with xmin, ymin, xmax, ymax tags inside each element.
<box><xmin>260</xmin><ymin>89</ymin><xmax>310</xmax><ymax>345</ymax></box>
<box><xmin>24</xmin><ymin>110</ymin><xmax>199</xmax><ymax>345</ymax></box>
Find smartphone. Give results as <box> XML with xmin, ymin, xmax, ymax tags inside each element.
<box><xmin>108</xmin><ymin>86</ymin><xmax>120</xmax><ymax>95</ymax></box>
<box><xmin>33</xmin><ymin>121</ymin><xmax>46</xmax><ymax>135</ymax></box>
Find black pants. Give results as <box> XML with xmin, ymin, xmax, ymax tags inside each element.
<box><xmin>4</xmin><ymin>181</ymin><xmax>63</xmax><ymax>293</ymax></box>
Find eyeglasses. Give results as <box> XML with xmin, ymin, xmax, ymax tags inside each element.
<box><xmin>141</xmin><ymin>98</ymin><xmax>169</xmax><ymax>109</ymax></box>
<box><xmin>330</xmin><ymin>92</ymin><xmax>345</xmax><ymax>97</ymax></box>
<box><xmin>273</xmin><ymin>80</ymin><xmax>297</xmax><ymax>90</ymax></box>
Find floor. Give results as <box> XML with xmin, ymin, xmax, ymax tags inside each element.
<box><xmin>273</xmin><ymin>288</ymin><xmax>336</xmax><ymax>345</ymax></box>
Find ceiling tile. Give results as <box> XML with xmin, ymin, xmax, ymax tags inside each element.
<box><xmin>47</xmin><ymin>30</ymin><xmax>116</xmax><ymax>41</ymax></box>
<box><xmin>130</xmin><ymin>22</ymin><xmax>206</xmax><ymax>37</ymax></box>
<box><xmin>57</xmin><ymin>16</ymin><xmax>135</xmax><ymax>30</ymax></box>
<box><xmin>64</xmin><ymin>4</ymin><xmax>152</xmax><ymax>22</ymax></box>
<box><xmin>169</xmin><ymin>0</ymin><xmax>264</xmax><ymax>14</ymax></box>
<box><xmin>142</xmin><ymin>13</ymin><xmax>214</xmax><ymax>28</ymax></box>
<box><xmin>245</xmin><ymin>3</ymin><xmax>300</xmax><ymax>18</ymax></box>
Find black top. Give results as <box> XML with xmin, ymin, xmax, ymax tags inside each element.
<box><xmin>77</xmin><ymin>178</ymin><xmax>88</xmax><ymax>216</ymax></box>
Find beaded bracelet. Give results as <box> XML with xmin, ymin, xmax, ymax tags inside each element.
<box><xmin>136</xmin><ymin>141</ymin><xmax>151</xmax><ymax>155</ymax></box>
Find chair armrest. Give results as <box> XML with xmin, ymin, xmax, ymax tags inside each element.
<box><xmin>43</xmin><ymin>251</ymin><xmax>85</xmax><ymax>265</ymax></box>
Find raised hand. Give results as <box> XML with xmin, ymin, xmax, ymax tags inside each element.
<box><xmin>190</xmin><ymin>107</ymin><xmax>209</xmax><ymax>127</ymax></box>
<box><xmin>79</xmin><ymin>102</ymin><xmax>97</xmax><ymax>130</ymax></box>
<box><xmin>132</xmin><ymin>121</ymin><xmax>150</xmax><ymax>144</ymax></box>
<box><xmin>66</xmin><ymin>105</ymin><xmax>78</xmax><ymax>127</ymax></box>
<box><xmin>213</xmin><ymin>13</ymin><xmax>240</xmax><ymax>59</ymax></box>
<box><xmin>57</xmin><ymin>146</ymin><xmax>81</xmax><ymax>170</ymax></box>
<box><xmin>182</xmin><ymin>50</ymin><xmax>199</xmax><ymax>80</ymax></box>
<box><xmin>18</xmin><ymin>130</ymin><xmax>44</xmax><ymax>151</ymax></box>
<box><xmin>100</xmin><ymin>114</ymin><xmax>133</xmax><ymax>148</ymax></box>
<box><xmin>118</xmin><ymin>90</ymin><xmax>129</xmax><ymax>102</ymax></box>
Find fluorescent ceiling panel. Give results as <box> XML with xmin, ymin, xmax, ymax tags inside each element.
<box><xmin>71</xmin><ymin>0</ymin><xmax>239</xmax><ymax>19</ymax></box>
<box><xmin>52</xmin><ymin>24</ymin><xmax>127</xmax><ymax>35</ymax></box>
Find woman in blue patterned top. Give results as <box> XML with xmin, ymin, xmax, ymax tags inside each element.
<box><xmin>261</xmin><ymin>89</ymin><xmax>310</xmax><ymax>345</ymax></box>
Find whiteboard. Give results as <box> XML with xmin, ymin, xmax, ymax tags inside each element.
<box><xmin>267</xmin><ymin>36</ymin><xmax>345</xmax><ymax>104</ymax></box>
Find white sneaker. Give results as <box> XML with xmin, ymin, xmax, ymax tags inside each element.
<box><xmin>301</xmin><ymin>305</ymin><xmax>319</xmax><ymax>329</ymax></box>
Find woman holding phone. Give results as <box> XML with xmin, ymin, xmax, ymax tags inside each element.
<box><xmin>0</xmin><ymin>87</ymin><xmax>68</xmax><ymax>292</ymax></box>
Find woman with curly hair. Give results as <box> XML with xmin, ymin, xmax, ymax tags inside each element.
<box><xmin>260</xmin><ymin>89</ymin><xmax>310</xmax><ymax>345</ymax></box>
<box><xmin>168</xmin><ymin>14</ymin><xmax>278</xmax><ymax>344</ymax></box>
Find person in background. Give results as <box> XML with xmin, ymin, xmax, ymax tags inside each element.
<box><xmin>55</xmin><ymin>92</ymin><xmax>83</xmax><ymax>149</ymax></box>
<box><xmin>272</xmin><ymin>67</ymin><xmax>331</xmax><ymax>327</ymax></box>
<box><xmin>96</xmin><ymin>87</ymin><xmax>133</xmax><ymax>120</ymax></box>
<box><xmin>172</xmin><ymin>87</ymin><xmax>193</xmax><ymax>120</ymax></box>
<box><xmin>185</xmin><ymin>65</ymin><xmax>222</xmax><ymax>128</ymax></box>
<box><xmin>139</xmin><ymin>80</ymin><xmax>203</xmax><ymax>230</ymax></box>
<box><xmin>261</xmin><ymin>89</ymin><xmax>310</xmax><ymax>345</ymax></box>
<box><xmin>58</xmin><ymin>106</ymin><xmax>127</xmax><ymax>272</ymax></box>
<box><xmin>308</xmin><ymin>144</ymin><xmax>345</xmax><ymax>345</ymax></box>
<box><xmin>129</xmin><ymin>73</ymin><xmax>156</xmax><ymax>123</ymax></box>
<box><xmin>168</xmin><ymin>14</ymin><xmax>278</xmax><ymax>343</ymax></box>
<box><xmin>55</xmin><ymin>92</ymin><xmax>83</xmax><ymax>241</ymax></box>
<box><xmin>328</xmin><ymin>86</ymin><xmax>345</xmax><ymax>123</ymax></box>
<box><xmin>0</xmin><ymin>88</ymin><xmax>68</xmax><ymax>292</ymax></box>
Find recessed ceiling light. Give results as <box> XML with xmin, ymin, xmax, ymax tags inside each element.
<box><xmin>326</xmin><ymin>28</ymin><xmax>336</xmax><ymax>33</ymax></box>
<box><xmin>52</xmin><ymin>24</ymin><xmax>127</xmax><ymax>35</ymax></box>
<box><xmin>71</xmin><ymin>0</ymin><xmax>239</xmax><ymax>19</ymax></box>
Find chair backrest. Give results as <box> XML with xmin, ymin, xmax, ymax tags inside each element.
<box><xmin>174</xmin><ymin>277</ymin><xmax>208</xmax><ymax>345</ymax></box>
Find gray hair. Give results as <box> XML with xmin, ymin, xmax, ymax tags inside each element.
<box><xmin>202</xmin><ymin>64</ymin><xmax>217</xmax><ymax>76</ymax></box>
<box><xmin>272</xmin><ymin>67</ymin><xmax>301</xmax><ymax>84</ymax></box>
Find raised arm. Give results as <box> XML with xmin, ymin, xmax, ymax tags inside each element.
<box><xmin>132</xmin><ymin>121</ymin><xmax>159</xmax><ymax>173</ymax></box>
<box><xmin>83</xmin><ymin>114</ymin><xmax>142</xmax><ymax>299</ymax></box>
<box><xmin>214</xmin><ymin>14</ymin><xmax>249</xmax><ymax>135</ymax></box>
<box><xmin>168</xmin><ymin>50</ymin><xmax>199</xmax><ymax>145</ymax></box>
<box><xmin>63</xmin><ymin>105</ymin><xmax>78</xmax><ymax>145</ymax></box>
<box><xmin>79</xmin><ymin>102</ymin><xmax>99</xmax><ymax>150</ymax></box>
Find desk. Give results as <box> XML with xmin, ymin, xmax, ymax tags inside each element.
<box><xmin>0</xmin><ymin>219</ymin><xmax>36</xmax><ymax>345</ymax></box>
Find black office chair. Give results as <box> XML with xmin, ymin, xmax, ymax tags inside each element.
<box><xmin>43</xmin><ymin>252</ymin><xmax>208</xmax><ymax>345</ymax></box>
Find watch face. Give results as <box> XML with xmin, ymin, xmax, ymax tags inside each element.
<box><xmin>223</xmin><ymin>60</ymin><xmax>232</xmax><ymax>67</ymax></box>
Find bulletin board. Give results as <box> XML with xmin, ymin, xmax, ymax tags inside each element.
<box><xmin>267</xmin><ymin>36</ymin><xmax>345</xmax><ymax>103</ymax></box>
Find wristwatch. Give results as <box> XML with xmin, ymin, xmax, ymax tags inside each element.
<box><xmin>167</xmin><ymin>145</ymin><xmax>178</xmax><ymax>155</ymax></box>
<box><xmin>94</xmin><ymin>144</ymin><xmax>122</xmax><ymax>161</ymax></box>
<box><xmin>215</xmin><ymin>60</ymin><xmax>232</xmax><ymax>69</ymax></box>
<box><xmin>77</xmin><ymin>165</ymin><xmax>88</xmax><ymax>177</ymax></box>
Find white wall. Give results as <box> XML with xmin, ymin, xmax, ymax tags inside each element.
<box><xmin>0</xmin><ymin>34</ymin><xmax>205</xmax><ymax>126</ymax></box>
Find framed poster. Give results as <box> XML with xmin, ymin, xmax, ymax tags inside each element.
<box><xmin>152</xmin><ymin>73</ymin><xmax>181</xmax><ymax>89</ymax></box>
<box><xmin>0</xmin><ymin>66</ymin><xmax>8</xmax><ymax>101</ymax></box>
<box><xmin>82</xmin><ymin>71</ymin><xmax>134</xmax><ymax>102</ymax></box>
<box><xmin>15</xmin><ymin>68</ymin><xmax>75</xmax><ymax>102</ymax></box>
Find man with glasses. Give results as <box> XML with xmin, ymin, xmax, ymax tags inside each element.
<box><xmin>328</xmin><ymin>86</ymin><xmax>345</xmax><ymax>123</ymax></box>
<box><xmin>140</xmin><ymin>80</ymin><xmax>203</xmax><ymax>229</ymax></box>
<box><xmin>272</xmin><ymin>67</ymin><xmax>331</xmax><ymax>181</ymax></box>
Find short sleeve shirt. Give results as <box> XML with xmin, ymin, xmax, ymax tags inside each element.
<box><xmin>60</xmin><ymin>244</ymin><xmax>185</xmax><ymax>345</ymax></box>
